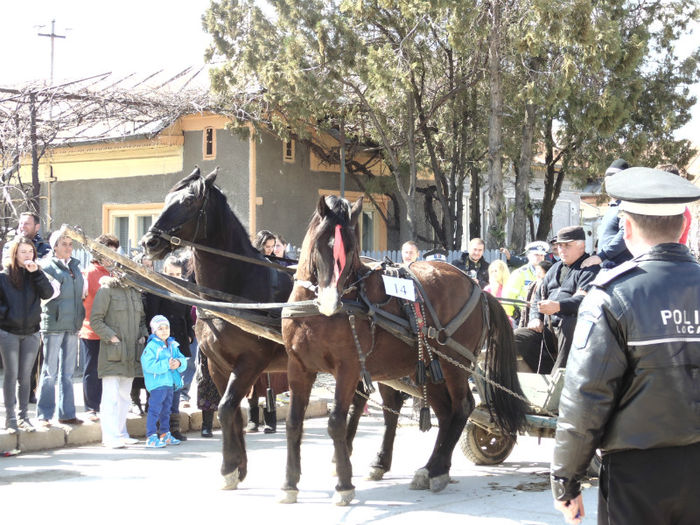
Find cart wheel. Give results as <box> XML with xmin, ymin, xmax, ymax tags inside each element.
<box><xmin>460</xmin><ymin>420</ymin><xmax>516</xmax><ymax>465</ymax></box>
<box><xmin>587</xmin><ymin>450</ymin><xmax>602</xmax><ymax>477</ymax></box>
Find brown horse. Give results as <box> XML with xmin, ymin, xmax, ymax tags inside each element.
<box><xmin>281</xmin><ymin>195</ymin><xmax>527</xmax><ymax>505</ymax></box>
<box><xmin>141</xmin><ymin>167</ymin><xmax>408</xmax><ymax>490</ymax></box>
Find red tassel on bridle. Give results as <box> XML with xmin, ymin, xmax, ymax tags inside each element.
<box><xmin>332</xmin><ymin>224</ymin><xmax>346</xmax><ymax>287</ymax></box>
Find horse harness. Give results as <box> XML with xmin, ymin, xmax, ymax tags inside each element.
<box><xmin>353</xmin><ymin>262</ymin><xmax>490</xmax><ymax>429</ymax></box>
<box><xmin>282</xmin><ymin>260</ymin><xmax>490</xmax><ymax>428</ymax></box>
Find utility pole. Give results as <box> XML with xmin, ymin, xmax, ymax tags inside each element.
<box><xmin>38</xmin><ymin>19</ymin><xmax>66</xmax><ymax>85</ymax></box>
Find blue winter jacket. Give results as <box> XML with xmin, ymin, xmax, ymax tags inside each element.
<box><xmin>140</xmin><ymin>334</ymin><xmax>188</xmax><ymax>392</ymax></box>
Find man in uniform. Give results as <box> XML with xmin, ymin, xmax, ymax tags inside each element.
<box><xmin>423</xmin><ymin>248</ymin><xmax>447</xmax><ymax>262</ymax></box>
<box><xmin>528</xmin><ymin>226</ymin><xmax>600</xmax><ymax>369</ymax></box>
<box><xmin>502</xmin><ymin>240</ymin><xmax>549</xmax><ymax>319</ymax></box>
<box><xmin>551</xmin><ymin>167</ymin><xmax>700</xmax><ymax>525</ymax></box>
<box><xmin>451</xmin><ymin>237</ymin><xmax>489</xmax><ymax>288</ymax></box>
<box><xmin>581</xmin><ymin>159</ymin><xmax>631</xmax><ymax>269</ymax></box>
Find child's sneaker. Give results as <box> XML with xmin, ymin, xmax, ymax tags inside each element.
<box><xmin>146</xmin><ymin>434</ymin><xmax>165</xmax><ymax>448</ymax></box>
<box><xmin>161</xmin><ymin>431</ymin><xmax>181</xmax><ymax>446</ymax></box>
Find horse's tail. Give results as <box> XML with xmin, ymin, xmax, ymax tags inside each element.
<box><xmin>481</xmin><ymin>293</ymin><xmax>528</xmax><ymax>435</ymax></box>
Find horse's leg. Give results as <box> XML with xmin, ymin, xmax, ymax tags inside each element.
<box><xmin>368</xmin><ymin>383</ymin><xmax>404</xmax><ymax>481</ymax></box>
<box><xmin>327</xmin><ymin>369</ymin><xmax>360</xmax><ymax>506</ymax></box>
<box><xmin>216</xmin><ymin>370</ymin><xmax>247</xmax><ymax>489</ymax></box>
<box><xmin>280</xmin><ymin>363</ymin><xmax>315</xmax><ymax>504</ymax></box>
<box><xmin>344</xmin><ymin>381</ymin><xmax>369</xmax><ymax>456</ymax></box>
<box><xmin>412</xmin><ymin>382</ymin><xmax>474</xmax><ymax>493</ymax></box>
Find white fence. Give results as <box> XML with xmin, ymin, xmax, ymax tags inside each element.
<box><xmin>70</xmin><ymin>246</ymin><xmax>505</xmax><ymax>271</ymax></box>
<box><xmin>360</xmin><ymin>248</ymin><xmax>503</xmax><ymax>264</ymax></box>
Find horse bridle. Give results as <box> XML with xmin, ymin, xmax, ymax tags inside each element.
<box><xmin>147</xmin><ymin>188</ymin><xmax>296</xmax><ymax>275</ymax></box>
<box><xmin>148</xmin><ymin>186</ymin><xmax>209</xmax><ymax>245</ymax></box>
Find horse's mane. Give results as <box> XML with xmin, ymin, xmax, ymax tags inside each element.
<box><xmin>172</xmin><ymin>172</ymin><xmax>258</xmax><ymax>258</ymax></box>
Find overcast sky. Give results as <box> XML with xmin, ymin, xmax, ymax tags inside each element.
<box><xmin>0</xmin><ymin>0</ymin><xmax>697</xmax><ymax>141</ymax></box>
<box><xmin>0</xmin><ymin>0</ymin><xmax>212</xmax><ymax>84</ymax></box>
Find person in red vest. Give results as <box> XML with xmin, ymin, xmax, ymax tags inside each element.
<box><xmin>79</xmin><ymin>234</ymin><xmax>120</xmax><ymax>422</ymax></box>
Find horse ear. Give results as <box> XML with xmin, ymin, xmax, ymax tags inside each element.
<box><xmin>317</xmin><ymin>195</ymin><xmax>332</xmax><ymax>218</ymax></box>
<box><xmin>204</xmin><ymin>167</ymin><xmax>219</xmax><ymax>185</ymax></box>
<box><xmin>174</xmin><ymin>166</ymin><xmax>201</xmax><ymax>188</ymax></box>
<box><xmin>349</xmin><ymin>197</ymin><xmax>363</xmax><ymax>226</ymax></box>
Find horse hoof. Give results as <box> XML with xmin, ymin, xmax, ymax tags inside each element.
<box><xmin>367</xmin><ymin>466</ymin><xmax>386</xmax><ymax>481</ymax></box>
<box><xmin>333</xmin><ymin>489</ymin><xmax>355</xmax><ymax>506</ymax></box>
<box><xmin>279</xmin><ymin>489</ymin><xmax>299</xmax><ymax>504</ymax></box>
<box><xmin>409</xmin><ymin>467</ymin><xmax>429</xmax><ymax>490</ymax></box>
<box><xmin>429</xmin><ymin>473</ymin><xmax>450</xmax><ymax>493</ymax></box>
<box><xmin>221</xmin><ymin>469</ymin><xmax>240</xmax><ymax>490</ymax></box>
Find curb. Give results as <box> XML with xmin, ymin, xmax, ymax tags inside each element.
<box><xmin>1</xmin><ymin>398</ymin><xmax>329</xmax><ymax>453</ymax></box>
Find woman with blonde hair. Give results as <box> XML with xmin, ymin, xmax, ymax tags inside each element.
<box><xmin>484</xmin><ymin>259</ymin><xmax>510</xmax><ymax>297</ymax></box>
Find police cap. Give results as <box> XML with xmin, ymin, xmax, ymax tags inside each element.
<box><xmin>606</xmin><ymin>167</ymin><xmax>700</xmax><ymax>216</ymax></box>
<box><xmin>525</xmin><ymin>241</ymin><xmax>549</xmax><ymax>254</ymax></box>
<box><xmin>424</xmin><ymin>248</ymin><xmax>447</xmax><ymax>262</ymax></box>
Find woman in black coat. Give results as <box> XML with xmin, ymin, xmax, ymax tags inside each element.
<box><xmin>144</xmin><ymin>255</ymin><xmax>194</xmax><ymax>441</ymax></box>
<box><xmin>0</xmin><ymin>237</ymin><xmax>53</xmax><ymax>431</ymax></box>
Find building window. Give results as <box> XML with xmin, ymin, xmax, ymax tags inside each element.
<box><xmin>103</xmin><ymin>203</ymin><xmax>163</xmax><ymax>255</ymax></box>
<box><xmin>203</xmin><ymin>127</ymin><xmax>216</xmax><ymax>159</ymax></box>
<box><xmin>283</xmin><ymin>139</ymin><xmax>295</xmax><ymax>163</ymax></box>
<box><xmin>361</xmin><ymin>210</ymin><xmax>375</xmax><ymax>251</ymax></box>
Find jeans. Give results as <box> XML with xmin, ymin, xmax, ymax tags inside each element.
<box><xmin>170</xmin><ymin>387</ymin><xmax>181</xmax><ymax>415</ymax></box>
<box><xmin>36</xmin><ymin>332</ymin><xmax>79</xmax><ymax>420</ymax></box>
<box><xmin>0</xmin><ymin>330</ymin><xmax>41</xmax><ymax>425</ymax></box>
<box><xmin>182</xmin><ymin>338</ymin><xmax>198</xmax><ymax>393</ymax></box>
<box><xmin>147</xmin><ymin>386</ymin><xmax>174</xmax><ymax>436</ymax></box>
<box><xmin>101</xmin><ymin>376</ymin><xmax>132</xmax><ymax>445</ymax></box>
<box><xmin>80</xmin><ymin>338</ymin><xmax>102</xmax><ymax>412</ymax></box>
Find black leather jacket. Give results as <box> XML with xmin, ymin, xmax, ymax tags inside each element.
<box><xmin>0</xmin><ymin>268</ymin><xmax>54</xmax><ymax>335</ymax></box>
<box><xmin>451</xmin><ymin>253</ymin><xmax>490</xmax><ymax>288</ymax></box>
<box><xmin>551</xmin><ymin>244</ymin><xmax>700</xmax><ymax>501</ymax></box>
<box><xmin>530</xmin><ymin>252</ymin><xmax>599</xmax><ymax>326</ymax></box>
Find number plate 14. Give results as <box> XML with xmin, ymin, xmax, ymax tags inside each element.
<box><xmin>381</xmin><ymin>275</ymin><xmax>416</xmax><ymax>301</ymax></box>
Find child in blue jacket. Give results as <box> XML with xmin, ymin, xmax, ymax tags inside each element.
<box><xmin>141</xmin><ymin>315</ymin><xmax>188</xmax><ymax>448</ymax></box>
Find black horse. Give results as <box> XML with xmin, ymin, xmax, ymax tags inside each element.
<box><xmin>141</xmin><ymin>167</ymin><xmax>293</xmax><ymax>488</ymax></box>
<box><xmin>141</xmin><ymin>167</ymin><xmax>407</xmax><ymax>489</ymax></box>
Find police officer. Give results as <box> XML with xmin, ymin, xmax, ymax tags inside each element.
<box><xmin>502</xmin><ymin>240</ymin><xmax>549</xmax><ymax>319</ymax></box>
<box><xmin>551</xmin><ymin>167</ymin><xmax>700</xmax><ymax>525</ymax></box>
<box><xmin>581</xmin><ymin>159</ymin><xmax>631</xmax><ymax>269</ymax></box>
<box><xmin>423</xmin><ymin>248</ymin><xmax>448</xmax><ymax>262</ymax></box>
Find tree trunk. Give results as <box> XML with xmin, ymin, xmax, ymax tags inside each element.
<box><xmin>511</xmin><ymin>101</ymin><xmax>536</xmax><ymax>250</ymax></box>
<box><xmin>403</xmin><ymin>92</ymin><xmax>418</xmax><ymax>242</ymax></box>
<box><xmin>469</xmin><ymin>164</ymin><xmax>481</xmax><ymax>242</ymax></box>
<box><xmin>536</xmin><ymin>117</ymin><xmax>567</xmax><ymax>240</ymax></box>
<box><xmin>486</xmin><ymin>1</ymin><xmax>505</xmax><ymax>249</ymax></box>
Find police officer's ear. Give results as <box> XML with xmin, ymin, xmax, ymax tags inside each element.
<box><xmin>621</xmin><ymin>214</ymin><xmax>634</xmax><ymax>243</ymax></box>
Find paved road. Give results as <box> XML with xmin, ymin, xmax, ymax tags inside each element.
<box><xmin>0</xmin><ymin>408</ymin><xmax>597</xmax><ymax>524</ymax></box>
